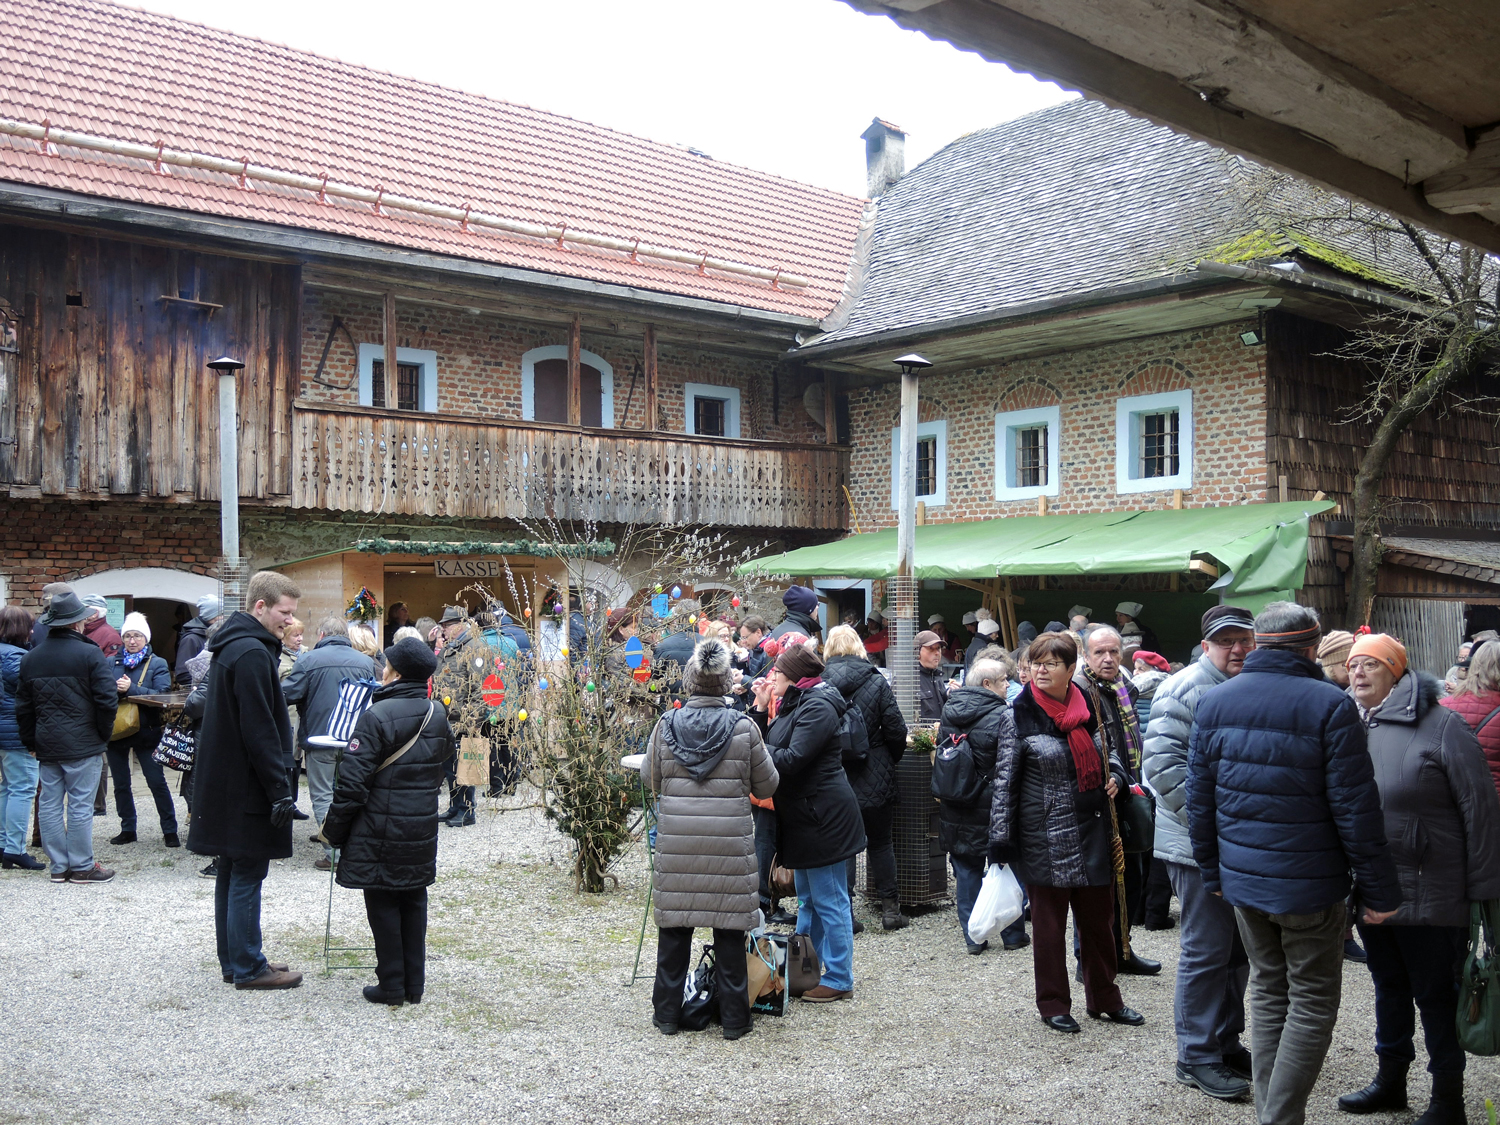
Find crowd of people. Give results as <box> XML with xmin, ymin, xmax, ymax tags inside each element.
<box><xmin>4</xmin><ymin>574</ymin><xmax>1500</xmax><ymax>1124</ymax></box>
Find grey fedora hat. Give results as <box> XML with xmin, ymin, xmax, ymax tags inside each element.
<box><xmin>40</xmin><ymin>591</ymin><xmax>95</xmax><ymax>628</ymax></box>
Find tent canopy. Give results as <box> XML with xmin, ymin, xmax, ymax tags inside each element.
<box><xmin>737</xmin><ymin>501</ymin><xmax>1335</xmax><ymax>597</ymax></box>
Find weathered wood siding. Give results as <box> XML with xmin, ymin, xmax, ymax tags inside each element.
<box><xmin>1266</xmin><ymin>310</ymin><xmax>1500</xmax><ymax>618</ymax></box>
<box><xmin>291</xmin><ymin>404</ymin><xmax>848</xmax><ymax>529</ymax></box>
<box><xmin>0</xmin><ymin>224</ymin><xmax>297</xmax><ymax>499</ymax></box>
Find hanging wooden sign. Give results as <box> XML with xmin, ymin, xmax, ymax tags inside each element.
<box><xmin>435</xmin><ymin>558</ymin><xmax>503</xmax><ymax>578</ymax></box>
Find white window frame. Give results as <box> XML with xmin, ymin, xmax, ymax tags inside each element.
<box><xmin>994</xmin><ymin>405</ymin><xmax>1061</xmax><ymax>501</ymax></box>
<box><xmin>357</xmin><ymin>343</ymin><xmax>439</xmax><ymax>412</ymax></box>
<box><xmin>1115</xmin><ymin>388</ymin><xmax>1193</xmax><ymax>494</ymax></box>
<box><xmin>889</xmin><ymin>419</ymin><xmax>947</xmax><ymax>508</ymax></box>
<box><xmin>683</xmin><ymin>382</ymin><xmax>742</xmax><ymax>439</ymax></box>
<box><xmin>520</xmin><ymin>345</ymin><xmax>615</xmax><ymax>428</ymax></box>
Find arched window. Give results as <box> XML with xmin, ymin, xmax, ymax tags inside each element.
<box><xmin>521</xmin><ymin>346</ymin><xmax>615</xmax><ymax>428</ymax></box>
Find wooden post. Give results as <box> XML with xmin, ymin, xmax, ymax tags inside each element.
<box><xmin>1172</xmin><ymin>488</ymin><xmax>1184</xmax><ymax>510</ymax></box>
<box><xmin>823</xmin><ymin>373</ymin><xmax>838</xmax><ymax>445</ymax></box>
<box><xmin>1037</xmin><ymin>495</ymin><xmax>1049</xmax><ymax>516</ymax></box>
<box><xmin>382</xmin><ymin>292</ymin><xmax>398</xmax><ymax>410</ymax></box>
<box><xmin>567</xmin><ymin>315</ymin><xmax>582</xmax><ymax>427</ymax></box>
<box><xmin>1277</xmin><ymin>474</ymin><xmax>1289</xmax><ymax>503</ymax></box>
<box><xmin>643</xmin><ymin>324</ymin><xmax>658</xmax><ymax>431</ymax></box>
<box><xmin>916</xmin><ymin>501</ymin><xmax>927</xmax><ymax>525</ymax></box>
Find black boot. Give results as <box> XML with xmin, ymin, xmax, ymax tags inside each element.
<box><xmin>881</xmin><ymin>896</ymin><xmax>910</xmax><ymax>931</ymax></box>
<box><xmin>1338</xmin><ymin>1060</ymin><xmax>1409</xmax><ymax>1114</ymax></box>
<box><xmin>1412</xmin><ymin>1074</ymin><xmax>1467</xmax><ymax>1125</ymax></box>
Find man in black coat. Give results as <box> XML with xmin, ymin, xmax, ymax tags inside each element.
<box><xmin>16</xmin><ymin>591</ymin><xmax>119</xmax><ymax>883</ymax></box>
<box><xmin>174</xmin><ymin>594</ymin><xmax>222</xmax><ymax>686</ymax></box>
<box><xmin>281</xmin><ymin>616</ymin><xmax>378</xmax><ymax>869</ymax></box>
<box><xmin>323</xmin><ymin>637</ymin><xmax>455</xmax><ymax>1006</ymax></box>
<box><xmin>769</xmin><ymin>585</ymin><xmax>821</xmax><ymax>642</ymax></box>
<box><xmin>916</xmin><ymin>630</ymin><xmax>951</xmax><ymax>721</ymax></box>
<box><xmin>187</xmin><ymin>571</ymin><xmax>304</xmax><ymax>990</ymax></box>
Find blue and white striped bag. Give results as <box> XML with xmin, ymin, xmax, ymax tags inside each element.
<box><xmin>325</xmin><ymin>677</ymin><xmax>381</xmax><ymax>742</ymax></box>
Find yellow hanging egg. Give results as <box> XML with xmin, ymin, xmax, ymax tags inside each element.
<box><xmin>442</xmin><ymin>696</ymin><xmax>451</xmax><ymax>706</ymax></box>
<box><xmin>517</xmin><ymin>709</ymin><xmax>528</xmax><ymax>722</ymax></box>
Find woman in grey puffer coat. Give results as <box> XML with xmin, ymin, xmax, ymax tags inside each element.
<box><xmin>643</xmin><ymin>637</ymin><xmax>778</xmax><ymax>1040</ymax></box>
<box><xmin>1338</xmin><ymin>634</ymin><xmax>1500</xmax><ymax>1125</ymax></box>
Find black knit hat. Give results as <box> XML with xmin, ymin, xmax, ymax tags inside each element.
<box><xmin>385</xmin><ymin>636</ymin><xmax>439</xmax><ymax>680</ymax></box>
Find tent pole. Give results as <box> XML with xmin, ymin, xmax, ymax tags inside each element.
<box><xmin>893</xmin><ymin>370</ymin><xmax>920</xmax><ymax>723</ymax></box>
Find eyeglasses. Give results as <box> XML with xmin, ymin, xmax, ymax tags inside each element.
<box><xmin>1032</xmin><ymin>660</ymin><xmax>1068</xmax><ymax>672</ymax></box>
<box><xmin>1207</xmin><ymin>636</ymin><xmax>1255</xmax><ymax>651</ymax></box>
<box><xmin>1347</xmin><ymin>658</ymin><xmax>1386</xmax><ymax>674</ymax></box>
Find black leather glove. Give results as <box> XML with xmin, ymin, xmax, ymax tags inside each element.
<box><xmin>269</xmin><ymin>797</ymin><xmax>297</xmax><ymax>828</ymax></box>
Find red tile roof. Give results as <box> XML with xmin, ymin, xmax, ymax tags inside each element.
<box><xmin>0</xmin><ymin>0</ymin><xmax>863</xmax><ymax>317</ymax></box>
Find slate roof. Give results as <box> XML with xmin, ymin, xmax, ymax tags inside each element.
<box><xmin>808</xmin><ymin>98</ymin><xmax>1457</xmax><ymax>349</ymax></box>
<box><xmin>0</xmin><ymin>0</ymin><xmax>863</xmax><ymax>318</ymax></box>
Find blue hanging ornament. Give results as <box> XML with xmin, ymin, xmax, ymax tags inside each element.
<box><xmin>670</xmin><ymin>585</ymin><xmax>682</xmax><ymax>599</ymax></box>
<box><xmin>538</xmin><ymin>677</ymin><xmax>550</xmax><ymax>691</ymax></box>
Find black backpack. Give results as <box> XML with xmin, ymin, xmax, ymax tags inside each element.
<box><xmin>836</xmin><ymin>698</ymin><xmax>871</xmax><ymax>766</ymax></box>
<box><xmin>931</xmin><ymin>729</ymin><xmax>986</xmax><ymax>805</ymax></box>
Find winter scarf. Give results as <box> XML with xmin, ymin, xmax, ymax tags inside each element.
<box><xmin>1085</xmin><ymin>667</ymin><xmax>1143</xmax><ymax>774</ymax></box>
<box><xmin>1034</xmin><ymin>683</ymin><xmax>1102</xmax><ymax>792</ymax></box>
<box><xmin>121</xmin><ymin>645</ymin><xmax>149</xmax><ymax>670</ymax></box>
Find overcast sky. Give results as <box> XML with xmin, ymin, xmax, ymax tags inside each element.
<box><xmin>131</xmin><ymin>0</ymin><xmax>1073</xmax><ymax>197</ymax></box>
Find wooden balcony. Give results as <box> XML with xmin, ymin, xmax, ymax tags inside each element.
<box><xmin>290</xmin><ymin>404</ymin><xmax>848</xmax><ymax>529</ymax></box>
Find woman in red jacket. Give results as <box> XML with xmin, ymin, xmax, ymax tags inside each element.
<box><xmin>1439</xmin><ymin>639</ymin><xmax>1500</xmax><ymax>798</ymax></box>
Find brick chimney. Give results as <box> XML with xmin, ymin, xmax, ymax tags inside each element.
<box><xmin>861</xmin><ymin>118</ymin><xmax>906</xmax><ymax>198</ymax></box>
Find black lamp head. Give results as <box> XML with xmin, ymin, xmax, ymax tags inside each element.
<box><xmin>206</xmin><ymin>356</ymin><xmax>246</xmax><ymax>374</ymax></box>
<box><xmin>893</xmin><ymin>353</ymin><xmax>932</xmax><ymax>376</ymax></box>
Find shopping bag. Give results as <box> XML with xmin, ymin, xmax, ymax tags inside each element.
<box><xmin>455</xmin><ymin>736</ymin><xmax>489</xmax><ymax>787</ymax></box>
<box><xmin>753</xmin><ymin>935</ymin><xmax>791</xmax><ymax>1016</ymax></box>
<box><xmin>151</xmin><ymin>720</ymin><xmax>196</xmax><ymax>771</ymax></box>
<box><xmin>679</xmin><ymin>945</ymin><xmax>719</xmax><ymax>1031</ymax></box>
<box><xmin>967</xmin><ymin>863</ymin><xmax>1025</xmax><ymax>944</ymax></box>
<box><xmin>326</xmin><ymin>677</ymin><xmax>380</xmax><ymax>742</ymax></box>
<box><xmin>1457</xmin><ymin>899</ymin><xmax>1500</xmax><ymax>1056</ymax></box>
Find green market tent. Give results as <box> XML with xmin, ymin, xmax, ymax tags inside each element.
<box><xmin>737</xmin><ymin>501</ymin><xmax>1335</xmax><ymax>598</ymax></box>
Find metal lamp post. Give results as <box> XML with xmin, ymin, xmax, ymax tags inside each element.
<box><xmin>891</xmin><ymin>352</ymin><xmax>931</xmax><ymax>722</ymax></box>
<box><xmin>207</xmin><ymin>356</ymin><xmax>247</xmax><ymax>612</ymax></box>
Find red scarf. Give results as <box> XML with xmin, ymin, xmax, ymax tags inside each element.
<box><xmin>1032</xmin><ymin>683</ymin><xmax>1102</xmax><ymax>792</ymax></box>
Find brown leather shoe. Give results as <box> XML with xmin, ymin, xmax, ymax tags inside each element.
<box><xmin>235</xmin><ymin>968</ymin><xmax>303</xmax><ymax>990</ymax></box>
<box><xmin>223</xmin><ymin>962</ymin><xmax>288</xmax><ymax>983</ymax></box>
<box><xmin>314</xmin><ymin>857</ymin><xmax>332</xmax><ymax>871</ymax></box>
<box><xmin>800</xmin><ymin>985</ymin><xmax>853</xmax><ymax>1003</ymax></box>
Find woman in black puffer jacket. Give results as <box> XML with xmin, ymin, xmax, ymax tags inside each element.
<box><xmin>821</xmin><ymin>625</ymin><xmax>908</xmax><ymax>931</ymax></box>
<box><xmin>322</xmin><ymin>637</ymin><xmax>456</xmax><ymax>1007</ymax></box>
<box><xmin>751</xmin><ymin>643</ymin><xmax>865</xmax><ymax>1003</ymax></box>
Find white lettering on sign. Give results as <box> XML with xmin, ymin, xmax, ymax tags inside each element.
<box><xmin>435</xmin><ymin>559</ymin><xmax>503</xmax><ymax>578</ymax></box>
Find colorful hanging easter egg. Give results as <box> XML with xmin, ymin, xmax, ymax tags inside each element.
<box><xmin>672</xmin><ymin>699</ymin><xmax>683</xmax><ymax>709</ymax></box>
<box><xmin>538</xmin><ymin>678</ymin><xmax>549</xmax><ymax>691</ymax></box>
<box><xmin>585</xmin><ymin>680</ymin><xmax>596</xmax><ymax>692</ymax></box>
<box><xmin>654</xmin><ymin>584</ymin><xmax>663</xmax><ymax>594</ymax></box>
<box><xmin>624</xmin><ymin>635</ymin><xmax>644</xmax><ymax>669</ymax></box>
<box><xmin>442</xmin><ymin>696</ymin><xmax>451</xmax><ymax>706</ymax></box>
<box><xmin>553</xmin><ymin>603</ymin><xmax>564</xmax><ymax>615</ymax></box>
<box><xmin>731</xmin><ymin>596</ymin><xmax>741</xmax><ymax>608</ymax></box>
<box><xmin>517</xmin><ymin>709</ymin><xmax>528</xmax><ymax>722</ymax></box>
<box><xmin>688</xmin><ymin>615</ymin><xmax>697</xmax><ymax>625</ymax></box>
<box><xmin>524</xmin><ymin>607</ymin><xmax>532</xmax><ymax>618</ymax></box>
<box><xmin>671</xmin><ymin>586</ymin><xmax>682</xmax><ymax>599</ymax></box>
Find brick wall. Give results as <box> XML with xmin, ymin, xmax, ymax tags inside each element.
<box><xmin>299</xmin><ymin>290</ymin><xmax>824</xmax><ymax>443</ymax></box>
<box><xmin>844</xmin><ymin>322</ymin><xmax>1268</xmax><ymax>527</ymax></box>
<box><xmin>0</xmin><ymin>500</ymin><xmax>221</xmax><ymax>609</ymax></box>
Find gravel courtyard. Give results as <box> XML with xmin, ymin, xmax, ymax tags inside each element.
<box><xmin>3</xmin><ymin>772</ymin><xmax>1497</xmax><ymax>1125</ymax></box>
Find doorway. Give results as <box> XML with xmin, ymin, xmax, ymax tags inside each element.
<box><xmin>383</xmin><ymin>565</ymin><xmax>535</xmax><ymax>630</ymax></box>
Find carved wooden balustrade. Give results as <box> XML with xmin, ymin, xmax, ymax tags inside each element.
<box><xmin>290</xmin><ymin>404</ymin><xmax>847</xmax><ymax>529</ymax></box>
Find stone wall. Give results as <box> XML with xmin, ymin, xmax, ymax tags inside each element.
<box><xmin>843</xmin><ymin>321</ymin><xmax>1268</xmax><ymax>527</ymax></box>
<box><xmin>298</xmin><ymin>290</ymin><xmax>825</xmax><ymax>443</ymax></box>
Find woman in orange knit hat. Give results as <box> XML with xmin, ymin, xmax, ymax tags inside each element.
<box><xmin>1337</xmin><ymin>634</ymin><xmax>1500</xmax><ymax>1121</ymax></box>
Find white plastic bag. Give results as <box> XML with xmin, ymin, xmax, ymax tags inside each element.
<box><xmin>967</xmin><ymin>863</ymin><xmax>1025</xmax><ymax>944</ymax></box>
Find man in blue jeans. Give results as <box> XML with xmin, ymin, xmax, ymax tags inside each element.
<box><xmin>1143</xmin><ymin>605</ymin><xmax>1257</xmax><ymax>1101</ymax></box>
<box><xmin>188</xmin><ymin>571</ymin><xmax>305</xmax><ymax>990</ymax></box>
<box><xmin>15</xmin><ymin>590</ymin><xmax>119</xmax><ymax>884</ymax></box>
<box><xmin>1188</xmin><ymin>602</ymin><xmax>1400</xmax><ymax>1125</ymax></box>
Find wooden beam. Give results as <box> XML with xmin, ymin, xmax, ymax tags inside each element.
<box><xmin>1425</xmin><ymin>126</ymin><xmax>1500</xmax><ymax>215</ymax></box>
<box><xmin>823</xmin><ymin>373</ymin><xmax>839</xmax><ymax>445</ymax></box>
<box><xmin>840</xmin><ymin>0</ymin><xmax>1500</xmax><ymax>255</ymax></box>
<box><xmin>567</xmin><ymin>315</ymin><xmax>582</xmax><ymax>428</ymax></box>
<box><xmin>916</xmin><ymin>500</ymin><xmax>927</xmax><ymax>526</ymax></box>
<box><xmin>1278</xmin><ymin>474</ymin><xmax>1289</xmax><ymax>503</ymax></box>
<box><xmin>1188</xmin><ymin>559</ymin><xmax>1220</xmax><ymax>578</ymax></box>
<box><xmin>643</xmin><ymin>323</ymin><xmax>658</xmax><ymax>431</ymax></box>
<box><xmin>382</xmin><ymin>291</ymin><xmax>398</xmax><ymax>410</ymax></box>
<box><xmin>1172</xmin><ymin>488</ymin><xmax>1184</xmax><ymax>510</ymax></box>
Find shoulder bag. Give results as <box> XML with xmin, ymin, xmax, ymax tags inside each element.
<box><xmin>1457</xmin><ymin>898</ymin><xmax>1500</xmax><ymax>1056</ymax></box>
<box><xmin>679</xmin><ymin>945</ymin><xmax>719</xmax><ymax>1031</ymax></box>
<box><xmin>110</xmin><ymin>661</ymin><xmax>152</xmax><ymax>741</ymax></box>
<box><xmin>152</xmin><ymin>719</ymin><xmax>196</xmax><ymax>771</ymax></box>
<box><xmin>1115</xmin><ymin>784</ymin><xmax>1157</xmax><ymax>854</ymax></box>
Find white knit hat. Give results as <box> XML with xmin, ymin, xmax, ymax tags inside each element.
<box><xmin>121</xmin><ymin>611</ymin><xmax>151</xmax><ymax>642</ymax></box>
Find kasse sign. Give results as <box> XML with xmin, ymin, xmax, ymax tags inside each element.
<box><xmin>435</xmin><ymin>559</ymin><xmax>503</xmax><ymax>578</ymax></box>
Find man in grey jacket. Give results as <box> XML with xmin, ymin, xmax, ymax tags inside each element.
<box><xmin>1142</xmin><ymin>605</ymin><xmax>1256</xmax><ymax>1101</ymax></box>
<box><xmin>280</xmin><ymin>617</ymin><xmax>377</xmax><ymax>868</ymax></box>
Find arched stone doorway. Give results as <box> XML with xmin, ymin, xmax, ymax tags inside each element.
<box><xmin>70</xmin><ymin>568</ymin><xmax>218</xmax><ymax>667</ymax></box>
